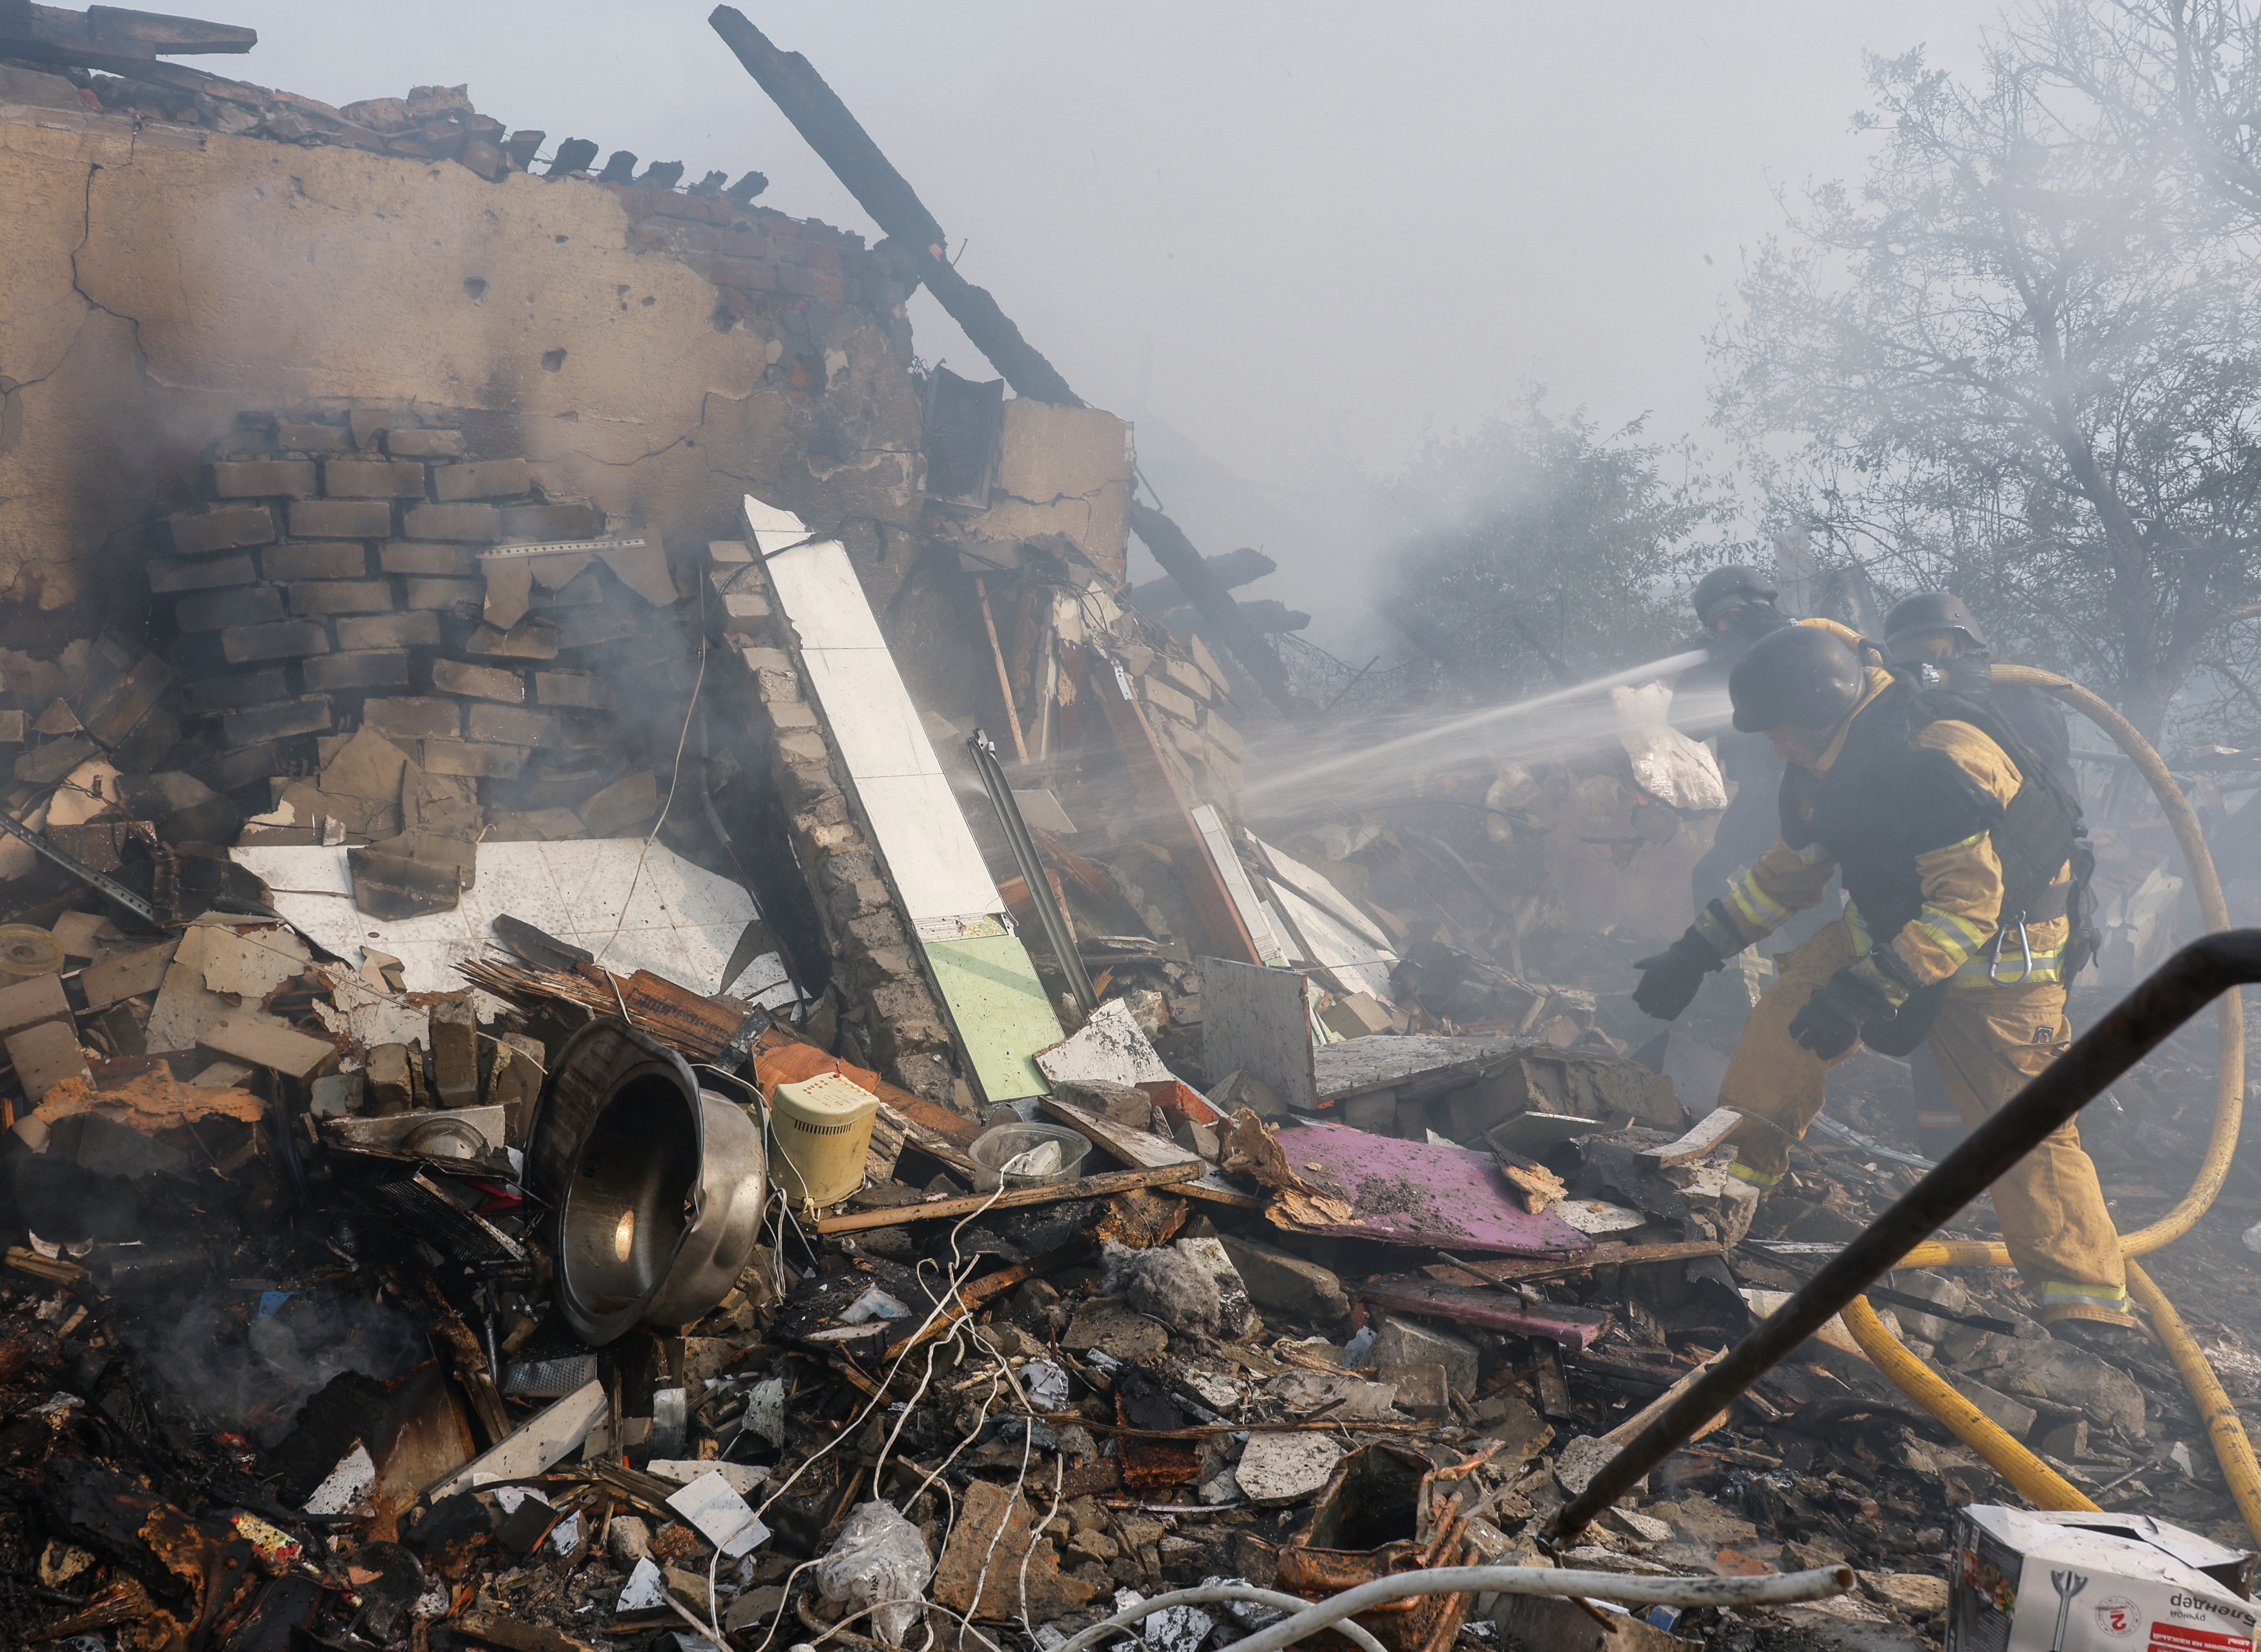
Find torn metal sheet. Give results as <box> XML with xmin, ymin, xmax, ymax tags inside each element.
<box><xmin>425</xmin><ymin>1379</ymin><xmax>606</xmax><ymax>1499</ymax></box>
<box><xmin>1191</xmin><ymin>805</ymin><xmax>1289</xmax><ymax>967</ymax></box>
<box><xmin>323</xmin><ymin>1105</ymin><xmax>507</xmax><ymax>1161</ymax></box>
<box><xmin>748</xmin><ymin>493</ymin><xmax>1059</xmax><ymax>1100</ymax></box>
<box><xmin>1034</xmin><ymin>998</ymin><xmax>1170</xmax><ymax>1088</ymax></box>
<box><xmin>231</xmin><ymin>839</ymin><xmax>794</xmax><ymax>1001</ymax></box>
<box><xmin>1266</xmin><ymin>1123</ymin><xmax>1593</xmax><ymax>1258</ymax></box>
<box><xmin>1249</xmin><ymin>834</ymin><xmax>1396</xmax><ymax>1003</ymax></box>
<box><xmin>1313</xmin><ymin>1034</ymin><xmax>1525</xmax><ymax>1106</ymax></box>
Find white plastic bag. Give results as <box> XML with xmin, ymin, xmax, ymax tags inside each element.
<box><xmin>818</xmin><ymin>1501</ymin><xmax>934</xmax><ymax>1647</ymax></box>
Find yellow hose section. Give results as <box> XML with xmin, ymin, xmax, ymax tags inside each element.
<box><xmin>2127</xmin><ymin>1261</ymin><xmax>2261</xmax><ymax>1541</ymax></box>
<box><xmin>1817</xmin><ymin>666</ymin><xmax>2259</xmax><ymax>1537</ymax></box>
<box><xmin>1838</xmin><ymin>1296</ymin><xmax>2098</xmax><ymax>1510</ymax></box>
<box><xmin>1989</xmin><ymin>665</ymin><xmax>2242</xmax><ymax>1256</ymax></box>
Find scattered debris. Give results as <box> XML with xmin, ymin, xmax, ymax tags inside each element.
<box><xmin>0</xmin><ymin>11</ymin><xmax>2250</xmax><ymax>1652</ymax></box>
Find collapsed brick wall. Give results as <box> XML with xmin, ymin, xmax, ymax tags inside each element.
<box><xmin>139</xmin><ymin>408</ymin><xmax>687</xmax><ymax>821</ymax></box>
<box><xmin>0</xmin><ymin>91</ymin><xmax>922</xmax><ymax>620</ymax></box>
<box><xmin>0</xmin><ymin>401</ymin><xmax>967</xmax><ymax>1102</ymax></box>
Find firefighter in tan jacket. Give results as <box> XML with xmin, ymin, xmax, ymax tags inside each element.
<box><xmin>1631</xmin><ymin>620</ymin><xmax>2136</xmax><ymax>1346</ymax></box>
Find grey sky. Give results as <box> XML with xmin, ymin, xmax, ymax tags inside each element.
<box><xmin>217</xmin><ymin>2</ymin><xmax>1992</xmax><ymax>642</ymax></box>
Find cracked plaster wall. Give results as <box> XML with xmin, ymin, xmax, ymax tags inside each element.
<box><xmin>0</xmin><ymin>101</ymin><xmax>924</xmax><ymax>614</ymax></box>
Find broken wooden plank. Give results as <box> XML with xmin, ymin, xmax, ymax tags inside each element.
<box><xmin>1425</xmin><ymin>1239</ymin><xmax>1725</xmax><ymax>1288</ymax></box>
<box><xmin>1359</xmin><ymin>1277</ymin><xmax>1611</xmax><ymax>1351</ymax></box>
<box><xmin>1191</xmin><ymin>804</ymin><xmax>1290</xmax><ymax>966</ymax></box>
<box><xmin>398</xmin><ymin>1269</ymin><xmax>512</xmax><ymax>1447</ymax></box>
<box><xmin>814</xmin><ymin>1162</ymin><xmax>1201</xmax><ymax>1234</ymax></box>
<box><xmin>1598</xmin><ymin>1351</ymin><xmax>1732</xmax><ymax>1450</ymax></box>
<box><xmin>450</xmin><ymin>1608</ymin><xmax>601</xmax><ymax>1652</ymax></box>
<box><xmin>1037</xmin><ymin>1094</ymin><xmax>1263</xmax><ymax>1208</ymax></box>
<box><xmin>1089</xmin><ymin>659</ymin><xmax>1264</xmax><ymax>966</ymax></box>
<box><xmin>1264</xmin><ymin>1124</ymin><xmax>1592</xmax><ymax>1257</ymax></box>
<box><xmin>883</xmin><ymin>1262</ymin><xmax>1032</xmax><ymax>1359</ymax></box>
<box><xmin>705</xmin><ymin>10</ymin><xmax>1301</xmax><ymax>714</ymax></box>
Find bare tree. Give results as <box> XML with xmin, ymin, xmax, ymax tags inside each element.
<box><xmin>2014</xmin><ymin>0</ymin><xmax>2261</xmax><ymax>219</ymax></box>
<box><xmin>1378</xmin><ymin>394</ymin><xmax>1732</xmax><ymax>702</ymax></box>
<box><xmin>1713</xmin><ymin>37</ymin><xmax>2261</xmax><ymax>739</ymax></box>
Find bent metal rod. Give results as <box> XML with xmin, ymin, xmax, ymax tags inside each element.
<box><xmin>1546</xmin><ymin>929</ymin><xmax>2261</xmax><ymax>1547</ymax></box>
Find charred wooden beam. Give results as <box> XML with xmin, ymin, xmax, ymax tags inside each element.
<box><xmin>706</xmin><ymin>5</ymin><xmax>1305</xmax><ymax>717</ymax></box>
<box><xmin>0</xmin><ymin>4</ymin><xmax>256</xmax><ymax>77</ymax></box>
<box><xmin>1127</xmin><ymin>501</ymin><xmax>1303</xmax><ymax>714</ymax></box>
<box><xmin>1127</xmin><ymin>545</ymin><xmax>1277</xmax><ymax>613</ymax></box>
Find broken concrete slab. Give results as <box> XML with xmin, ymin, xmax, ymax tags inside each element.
<box><xmin>1063</xmin><ymin>1297</ymin><xmax>1169</xmax><ymax>1363</ymax></box>
<box><xmin>1217</xmin><ymin>1234</ymin><xmax>1350</xmax><ymax>1321</ymax></box>
<box><xmin>1948</xmin><ymin>1333</ymin><xmax>2147</xmax><ymax>1438</ymax></box>
<box><xmin>0</xmin><ymin>971</ymin><xmax>72</xmax><ymax>1039</ymax></box>
<box><xmin>200</xmin><ymin>924</ymin><xmax>310</xmax><ymax>1002</ymax></box>
<box><xmin>1234</xmin><ymin>1433</ymin><xmax>1342</xmax><ymax>1505</ymax></box>
<box><xmin>200</xmin><ymin>1015</ymin><xmax>339</xmax><ymax>1081</ymax></box>
<box><xmin>6</xmin><ymin>1021</ymin><xmax>89</xmax><ymax>1102</ymax></box>
<box><xmin>1368</xmin><ymin>1313</ymin><xmax>1480</xmax><ymax>1397</ymax></box>
<box><xmin>931</xmin><ymin>1478</ymin><xmax>1097</xmax><ymax>1621</ymax></box>
<box><xmin>143</xmin><ymin>926</ymin><xmax>236</xmax><ymax>1053</ymax></box>
<box><xmin>1034</xmin><ymin>997</ymin><xmax>1171</xmax><ymax>1088</ymax></box>
<box><xmin>235</xmin><ymin>839</ymin><xmax>785</xmax><ymax>999</ymax></box>
<box><xmin>48</xmin><ymin>910</ymin><xmax>115</xmax><ymax>961</ymax></box>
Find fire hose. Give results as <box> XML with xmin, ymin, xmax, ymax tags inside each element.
<box><xmin>1841</xmin><ymin>664</ymin><xmax>2261</xmax><ymax>1541</ymax></box>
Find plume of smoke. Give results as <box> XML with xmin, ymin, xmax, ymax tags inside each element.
<box><xmin>125</xmin><ymin>1286</ymin><xmax>426</xmax><ymax>1446</ymax></box>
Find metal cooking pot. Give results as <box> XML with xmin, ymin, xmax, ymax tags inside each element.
<box><xmin>528</xmin><ymin>1019</ymin><xmax>768</xmax><ymax>1345</ymax></box>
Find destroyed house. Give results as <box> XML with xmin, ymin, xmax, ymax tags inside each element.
<box><xmin>1</xmin><ymin>13</ymin><xmax>2255</xmax><ymax>1652</ymax></box>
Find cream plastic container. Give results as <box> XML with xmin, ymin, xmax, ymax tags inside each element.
<box><xmin>768</xmin><ymin>1071</ymin><xmax>880</xmax><ymax>1208</ymax></box>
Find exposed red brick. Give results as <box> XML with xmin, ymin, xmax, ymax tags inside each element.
<box><xmin>695</xmin><ymin>255</ymin><xmax>778</xmax><ymax>291</ymax></box>
<box><xmin>778</xmin><ymin>266</ymin><xmax>846</xmax><ymax>301</ymax></box>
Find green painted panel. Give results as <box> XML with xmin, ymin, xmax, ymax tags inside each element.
<box><xmin>921</xmin><ymin>932</ymin><xmax>1061</xmax><ymax>1103</ymax></box>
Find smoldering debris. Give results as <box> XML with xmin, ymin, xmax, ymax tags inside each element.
<box><xmin>0</xmin><ymin>8</ymin><xmax>2256</xmax><ymax>1652</ymax></box>
<box><xmin>131</xmin><ymin>1286</ymin><xmax>427</xmax><ymax>1446</ymax></box>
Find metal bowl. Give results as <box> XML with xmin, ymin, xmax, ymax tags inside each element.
<box><xmin>532</xmin><ymin>1019</ymin><xmax>768</xmax><ymax>1345</ymax></box>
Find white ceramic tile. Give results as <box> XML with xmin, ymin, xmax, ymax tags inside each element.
<box><xmin>232</xmin><ymin>840</ymin><xmax>776</xmax><ymax>997</ymax></box>
<box><xmin>849</xmin><ymin>772</ymin><xmax>1001</xmax><ymax>922</ymax></box>
<box><xmin>758</xmin><ymin>539</ymin><xmax>888</xmax><ymax>651</ymax></box>
<box><xmin>799</xmin><ymin>646</ymin><xmax>942</xmax><ymax>780</ymax></box>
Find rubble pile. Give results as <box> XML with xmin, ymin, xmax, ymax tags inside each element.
<box><xmin>1</xmin><ymin>10</ymin><xmax>2259</xmax><ymax>1652</ymax></box>
<box><xmin>0</xmin><ymin>890</ymin><xmax>2247</xmax><ymax>1652</ymax></box>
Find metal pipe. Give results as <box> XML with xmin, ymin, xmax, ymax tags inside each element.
<box><xmin>966</xmin><ymin>730</ymin><xmax>1098</xmax><ymax>1020</ymax></box>
<box><xmin>1061</xmin><ymin>1564</ymin><xmax>1855</xmax><ymax>1652</ymax></box>
<box><xmin>1546</xmin><ymin>928</ymin><xmax>2261</xmax><ymax>1546</ymax></box>
<box><xmin>1051</xmin><ymin>1584</ymin><xmax>1389</xmax><ymax>1652</ymax></box>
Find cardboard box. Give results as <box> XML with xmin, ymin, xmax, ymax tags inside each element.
<box><xmin>1948</xmin><ymin>1504</ymin><xmax>2256</xmax><ymax>1652</ymax></box>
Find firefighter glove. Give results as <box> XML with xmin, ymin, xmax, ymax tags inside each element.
<box><xmin>1787</xmin><ymin>965</ymin><xmax>1905</xmax><ymax>1059</ymax></box>
<box><xmin>1632</xmin><ymin>928</ymin><xmax>1727</xmax><ymax>1021</ymax></box>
